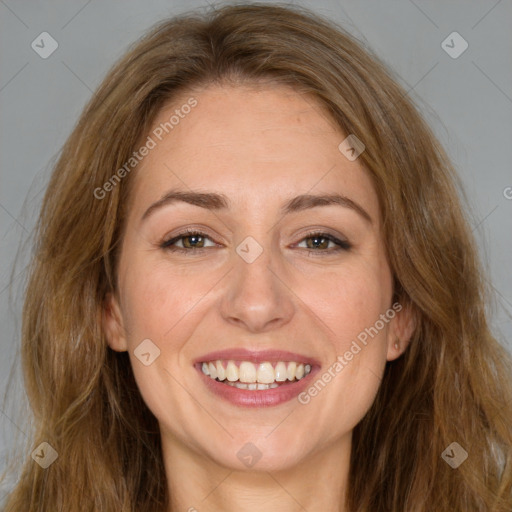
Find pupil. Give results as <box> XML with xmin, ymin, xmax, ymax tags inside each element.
<box><xmin>309</xmin><ymin>236</ymin><xmax>326</xmax><ymax>249</ymax></box>
<box><xmin>186</xmin><ymin>235</ymin><xmax>203</xmax><ymax>248</ymax></box>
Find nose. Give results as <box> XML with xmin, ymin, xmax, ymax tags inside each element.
<box><xmin>219</xmin><ymin>241</ymin><xmax>296</xmax><ymax>333</ymax></box>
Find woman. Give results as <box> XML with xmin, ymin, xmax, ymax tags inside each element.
<box><xmin>2</xmin><ymin>3</ymin><xmax>511</xmax><ymax>511</ymax></box>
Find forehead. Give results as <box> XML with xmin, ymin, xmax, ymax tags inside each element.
<box><xmin>128</xmin><ymin>83</ymin><xmax>379</xmax><ymax>223</ymax></box>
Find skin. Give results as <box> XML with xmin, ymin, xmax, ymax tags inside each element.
<box><xmin>104</xmin><ymin>83</ymin><xmax>415</xmax><ymax>512</ymax></box>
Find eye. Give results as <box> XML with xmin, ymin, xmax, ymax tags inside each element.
<box><xmin>160</xmin><ymin>230</ymin><xmax>217</xmax><ymax>252</ymax></box>
<box><xmin>160</xmin><ymin>229</ymin><xmax>351</xmax><ymax>255</ymax></box>
<box><xmin>294</xmin><ymin>231</ymin><xmax>351</xmax><ymax>254</ymax></box>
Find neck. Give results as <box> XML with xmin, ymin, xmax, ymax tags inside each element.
<box><xmin>162</xmin><ymin>430</ymin><xmax>351</xmax><ymax>512</ymax></box>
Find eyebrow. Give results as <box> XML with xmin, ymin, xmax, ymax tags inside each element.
<box><xmin>141</xmin><ymin>189</ymin><xmax>372</xmax><ymax>224</ymax></box>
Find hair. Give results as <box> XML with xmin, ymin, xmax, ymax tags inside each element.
<box><xmin>2</xmin><ymin>2</ymin><xmax>511</xmax><ymax>511</ymax></box>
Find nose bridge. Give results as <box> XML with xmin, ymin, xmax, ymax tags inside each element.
<box><xmin>220</xmin><ymin>232</ymin><xmax>295</xmax><ymax>332</ymax></box>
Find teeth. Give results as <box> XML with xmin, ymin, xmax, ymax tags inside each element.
<box><xmin>257</xmin><ymin>362</ymin><xmax>274</xmax><ymax>384</ymax></box>
<box><xmin>200</xmin><ymin>359</ymin><xmax>313</xmax><ymax>387</ymax></box>
<box><xmin>208</xmin><ymin>362</ymin><xmax>217</xmax><ymax>379</ymax></box>
<box><xmin>224</xmin><ymin>381</ymin><xmax>279</xmax><ymax>390</ymax></box>
<box><xmin>274</xmin><ymin>361</ymin><xmax>287</xmax><ymax>381</ymax></box>
<box><xmin>286</xmin><ymin>362</ymin><xmax>296</xmax><ymax>381</ymax></box>
<box><xmin>226</xmin><ymin>361</ymin><xmax>238</xmax><ymax>382</ymax></box>
<box><xmin>216</xmin><ymin>361</ymin><xmax>226</xmax><ymax>381</ymax></box>
<box><xmin>239</xmin><ymin>361</ymin><xmax>257</xmax><ymax>383</ymax></box>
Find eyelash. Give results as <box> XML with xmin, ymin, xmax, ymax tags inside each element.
<box><xmin>159</xmin><ymin>228</ymin><xmax>351</xmax><ymax>255</ymax></box>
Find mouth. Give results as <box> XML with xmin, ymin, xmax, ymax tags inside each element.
<box><xmin>193</xmin><ymin>349</ymin><xmax>320</xmax><ymax>407</ymax></box>
<box><xmin>198</xmin><ymin>360</ymin><xmax>312</xmax><ymax>389</ymax></box>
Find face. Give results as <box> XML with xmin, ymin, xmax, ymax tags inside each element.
<box><xmin>104</xmin><ymin>83</ymin><xmax>414</xmax><ymax>472</ymax></box>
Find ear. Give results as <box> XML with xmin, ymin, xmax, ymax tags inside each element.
<box><xmin>386</xmin><ymin>301</ymin><xmax>416</xmax><ymax>362</ymax></box>
<box><xmin>103</xmin><ymin>292</ymin><xmax>128</xmax><ymax>352</ymax></box>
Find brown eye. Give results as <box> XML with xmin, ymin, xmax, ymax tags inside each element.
<box><xmin>160</xmin><ymin>231</ymin><xmax>215</xmax><ymax>252</ymax></box>
<box><xmin>296</xmin><ymin>232</ymin><xmax>351</xmax><ymax>253</ymax></box>
<box><xmin>180</xmin><ymin>234</ymin><xmax>206</xmax><ymax>249</ymax></box>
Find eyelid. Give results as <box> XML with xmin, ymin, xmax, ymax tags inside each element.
<box><xmin>160</xmin><ymin>228</ymin><xmax>219</xmax><ymax>249</ymax></box>
<box><xmin>160</xmin><ymin>228</ymin><xmax>351</xmax><ymax>253</ymax></box>
<box><xmin>292</xmin><ymin>229</ymin><xmax>351</xmax><ymax>252</ymax></box>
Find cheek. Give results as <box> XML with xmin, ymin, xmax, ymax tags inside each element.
<box><xmin>309</xmin><ymin>256</ymin><xmax>392</xmax><ymax>350</ymax></box>
<box><xmin>120</xmin><ymin>256</ymin><xmax>212</xmax><ymax>343</ymax></box>
<box><xmin>118</xmin><ymin>261</ymin><xmax>216</xmax><ymax>441</ymax></box>
<box><xmin>297</xmin><ymin>257</ymin><xmax>392</xmax><ymax>426</ymax></box>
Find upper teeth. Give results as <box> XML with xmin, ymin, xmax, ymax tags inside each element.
<box><xmin>201</xmin><ymin>360</ymin><xmax>312</xmax><ymax>384</ymax></box>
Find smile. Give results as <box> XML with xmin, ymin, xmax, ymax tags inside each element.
<box><xmin>195</xmin><ymin>357</ymin><xmax>318</xmax><ymax>407</ymax></box>
<box><xmin>201</xmin><ymin>360</ymin><xmax>312</xmax><ymax>389</ymax></box>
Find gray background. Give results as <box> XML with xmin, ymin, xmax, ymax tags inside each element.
<box><xmin>1</xmin><ymin>0</ymin><xmax>511</xmax><ymax>499</ymax></box>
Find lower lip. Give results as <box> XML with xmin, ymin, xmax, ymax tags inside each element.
<box><xmin>195</xmin><ymin>364</ymin><xmax>318</xmax><ymax>407</ymax></box>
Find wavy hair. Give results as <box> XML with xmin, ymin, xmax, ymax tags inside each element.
<box><xmin>2</xmin><ymin>3</ymin><xmax>511</xmax><ymax>511</ymax></box>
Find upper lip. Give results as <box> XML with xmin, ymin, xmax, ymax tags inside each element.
<box><xmin>194</xmin><ymin>348</ymin><xmax>320</xmax><ymax>366</ymax></box>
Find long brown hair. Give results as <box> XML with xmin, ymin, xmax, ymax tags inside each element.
<box><xmin>2</xmin><ymin>3</ymin><xmax>511</xmax><ymax>511</ymax></box>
